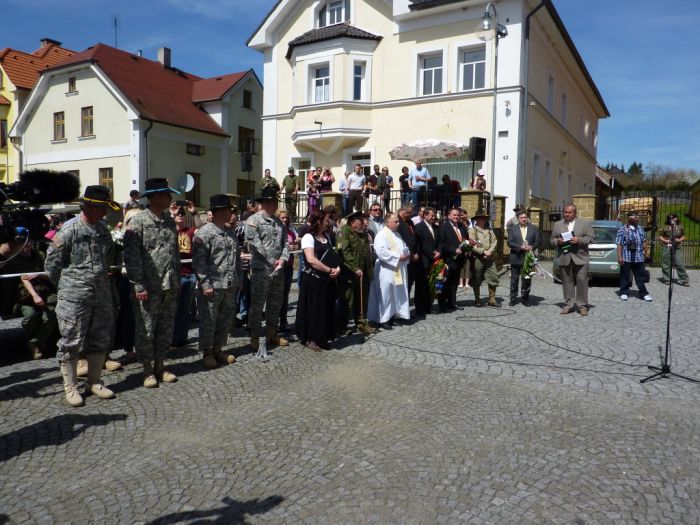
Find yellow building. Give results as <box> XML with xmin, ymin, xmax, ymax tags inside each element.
<box><xmin>10</xmin><ymin>44</ymin><xmax>263</xmax><ymax>204</ymax></box>
<box><xmin>0</xmin><ymin>38</ymin><xmax>75</xmax><ymax>184</ymax></box>
<box><xmin>248</xmin><ymin>0</ymin><xmax>609</xmax><ymax>209</ymax></box>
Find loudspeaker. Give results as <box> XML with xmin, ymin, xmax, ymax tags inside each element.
<box><xmin>240</xmin><ymin>152</ymin><xmax>252</xmax><ymax>172</ymax></box>
<box><xmin>469</xmin><ymin>137</ymin><xmax>487</xmax><ymax>162</ymax></box>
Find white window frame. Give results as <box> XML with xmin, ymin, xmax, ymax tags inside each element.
<box><xmin>352</xmin><ymin>61</ymin><xmax>365</xmax><ymax>101</ymax></box>
<box><xmin>547</xmin><ymin>72</ymin><xmax>555</xmax><ymax>113</ymax></box>
<box><xmin>316</xmin><ymin>0</ymin><xmax>350</xmax><ymax>28</ymax></box>
<box><xmin>458</xmin><ymin>45</ymin><xmax>486</xmax><ymax>92</ymax></box>
<box><xmin>531</xmin><ymin>151</ymin><xmax>542</xmax><ymax>198</ymax></box>
<box><xmin>560</xmin><ymin>91</ymin><xmax>567</xmax><ymax>127</ymax></box>
<box><xmin>308</xmin><ymin>60</ymin><xmax>332</xmax><ymax>104</ymax></box>
<box><xmin>418</xmin><ymin>50</ymin><xmax>444</xmax><ymax>96</ymax></box>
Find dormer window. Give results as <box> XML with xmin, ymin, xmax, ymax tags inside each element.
<box><xmin>318</xmin><ymin>0</ymin><xmax>350</xmax><ymax>28</ymax></box>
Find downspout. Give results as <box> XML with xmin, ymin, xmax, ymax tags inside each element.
<box><xmin>517</xmin><ymin>0</ymin><xmax>545</xmax><ymax>206</ymax></box>
<box><xmin>143</xmin><ymin>119</ymin><xmax>153</xmax><ymax>184</ymax></box>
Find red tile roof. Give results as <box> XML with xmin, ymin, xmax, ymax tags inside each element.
<box><xmin>0</xmin><ymin>43</ymin><xmax>76</xmax><ymax>90</ymax></box>
<box><xmin>0</xmin><ymin>94</ymin><xmax>10</xmax><ymax>105</ymax></box>
<box><xmin>49</xmin><ymin>44</ymin><xmax>247</xmax><ymax>137</ymax></box>
<box><xmin>192</xmin><ymin>71</ymin><xmax>248</xmax><ymax>103</ymax></box>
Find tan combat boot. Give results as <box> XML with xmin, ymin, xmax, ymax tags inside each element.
<box><xmin>203</xmin><ymin>350</ymin><xmax>218</xmax><ymax>369</ymax></box>
<box><xmin>60</xmin><ymin>359</ymin><xmax>84</xmax><ymax>407</ymax></box>
<box><xmin>357</xmin><ymin>321</ymin><xmax>376</xmax><ymax>335</ymax></box>
<box><xmin>154</xmin><ymin>359</ymin><xmax>177</xmax><ymax>383</ymax></box>
<box><xmin>104</xmin><ymin>357</ymin><xmax>122</xmax><ymax>372</ymax></box>
<box><xmin>266</xmin><ymin>326</ymin><xmax>289</xmax><ymax>347</ymax></box>
<box><xmin>77</xmin><ymin>358</ymin><xmax>88</xmax><ymax>377</ymax></box>
<box><xmin>488</xmin><ymin>286</ymin><xmax>501</xmax><ymax>308</ymax></box>
<box><xmin>213</xmin><ymin>346</ymin><xmax>236</xmax><ymax>365</ymax></box>
<box><xmin>142</xmin><ymin>361</ymin><xmax>158</xmax><ymax>388</ymax></box>
<box><xmin>86</xmin><ymin>353</ymin><xmax>115</xmax><ymax>399</ymax></box>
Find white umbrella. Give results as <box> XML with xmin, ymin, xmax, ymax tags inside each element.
<box><xmin>389</xmin><ymin>139</ymin><xmax>466</xmax><ymax>162</ymax></box>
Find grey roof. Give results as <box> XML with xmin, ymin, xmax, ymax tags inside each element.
<box><xmin>286</xmin><ymin>22</ymin><xmax>382</xmax><ymax>59</ymax></box>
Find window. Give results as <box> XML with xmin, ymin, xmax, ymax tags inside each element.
<box><xmin>0</xmin><ymin>72</ymin><xmax>4</xmax><ymax>89</ymax></box>
<box><xmin>353</xmin><ymin>62</ymin><xmax>365</xmax><ymax>101</ymax></box>
<box><xmin>544</xmin><ymin>159</ymin><xmax>552</xmax><ymax>200</ymax></box>
<box><xmin>532</xmin><ymin>152</ymin><xmax>541</xmax><ymax>197</ymax></box>
<box><xmin>420</xmin><ymin>53</ymin><xmax>443</xmax><ymax>96</ymax></box>
<box><xmin>67</xmin><ymin>169</ymin><xmax>79</xmax><ymax>180</ymax></box>
<box><xmin>561</xmin><ymin>92</ymin><xmax>567</xmax><ymax>127</ymax></box>
<box><xmin>99</xmin><ymin>168</ymin><xmax>113</xmax><ymax>194</ymax></box>
<box><xmin>81</xmin><ymin>106</ymin><xmax>93</xmax><ymax>136</ymax></box>
<box><xmin>243</xmin><ymin>89</ymin><xmax>252</xmax><ymax>109</ymax></box>
<box><xmin>68</xmin><ymin>77</ymin><xmax>76</xmax><ymax>93</ymax></box>
<box><xmin>186</xmin><ymin>143</ymin><xmax>206</xmax><ymax>156</ymax></box>
<box><xmin>351</xmin><ymin>153</ymin><xmax>371</xmax><ymax>177</ymax></box>
<box><xmin>297</xmin><ymin>159</ymin><xmax>311</xmax><ymax>191</ymax></box>
<box><xmin>318</xmin><ymin>0</ymin><xmax>349</xmax><ymax>27</ymax></box>
<box><xmin>53</xmin><ymin>112</ymin><xmax>65</xmax><ymax>141</ymax></box>
<box><xmin>547</xmin><ymin>73</ymin><xmax>555</xmax><ymax>113</ymax></box>
<box><xmin>238</xmin><ymin>127</ymin><xmax>255</xmax><ymax>153</ymax></box>
<box><xmin>460</xmin><ymin>47</ymin><xmax>485</xmax><ymax>91</ymax></box>
<box><xmin>314</xmin><ymin>65</ymin><xmax>330</xmax><ymax>103</ymax></box>
<box><xmin>0</xmin><ymin>119</ymin><xmax>7</xmax><ymax>149</ymax></box>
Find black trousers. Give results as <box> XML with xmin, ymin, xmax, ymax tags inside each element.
<box><xmin>439</xmin><ymin>262</ymin><xmax>461</xmax><ymax>309</ymax></box>
<box><xmin>510</xmin><ymin>264</ymin><xmax>532</xmax><ymax>299</ymax></box>
<box><xmin>349</xmin><ymin>190</ymin><xmax>363</xmax><ymax>212</ymax></box>
<box><xmin>413</xmin><ymin>262</ymin><xmax>431</xmax><ymax>315</ymax></box>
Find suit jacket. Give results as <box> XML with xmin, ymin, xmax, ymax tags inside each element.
<box><xmin>438</xmin><ymin>220</ymin><xmax>469</xmax><ymax>270</ymax></box>
<box><xmin>550</xmin><ymin>218</ymin><xmax>594</xmax><ymax>266</ymax></box>
<box><xmin>397</xmin><ymin>217</ymin><xmax>418</xmax><ymax>255</ymax></box>
<box><xmin>507</xmin><ymin>223</ymin><xmax>540</xmax><ymax>265</ymax></box>
<box><xmin>415</xmin><ymin>220</ymin><xmax>439</xmax><ymax>270</ymax></box>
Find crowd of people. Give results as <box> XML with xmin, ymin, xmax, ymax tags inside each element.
<box><xmin>0</xmin><ymin>167</ymin><xmax>692</xmax><ymax>407</ymax></box>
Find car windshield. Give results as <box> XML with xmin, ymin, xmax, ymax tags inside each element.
<box><xmin>593</xmin><ymin>227</ymin><xmax>617</xmax><ymax>243</ymax></box>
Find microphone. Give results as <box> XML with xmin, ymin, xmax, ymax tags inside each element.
<box><xmin>1</xmin><ymin>169</ymin><xmax>81</xmax><ymax>205</ymax></box>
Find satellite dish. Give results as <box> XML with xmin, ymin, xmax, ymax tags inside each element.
<box><xmin>177</xmin><ymin>173</ymin><xmax>195</xmax><ymax>194</ymax></box>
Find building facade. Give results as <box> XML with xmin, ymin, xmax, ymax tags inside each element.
<box><xmin>248</xmin><ymin>0</ymin><xmax>608</xmax><ymax>209</ymax></box>
<box><xmin>0</xmin><ymin>38</ymin><xmax>76</xmax><ymax>184</ymax></box>
<box><xmin>10</xmin><ymin>44</ymin><xmax>263</xmax><ymax>204</ymax></box>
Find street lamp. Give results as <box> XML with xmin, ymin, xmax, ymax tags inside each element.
<box><xmin>475</xmin><ymin>2</ymin><xmax>508</xmax><ymax>199</ymax></box>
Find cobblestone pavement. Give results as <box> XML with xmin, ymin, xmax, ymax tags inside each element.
<box><xmin>1</xmin><ymin>266</ymin><xmax>699</xmax><ymax>524</ymax></box>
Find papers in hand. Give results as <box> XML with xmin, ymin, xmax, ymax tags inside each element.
<box><xmin>561</xmin><ymin>231</ymin><xmax>573</xmax><ymax>242</ymax></box>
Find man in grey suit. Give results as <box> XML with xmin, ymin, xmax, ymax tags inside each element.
<box><xmin>507</xmin><ymin>210</ymin><xmax>540</xmax><ymax>306</ymax></box>
<box><xmin>550</xmin><ymin>204</ymin><xmax>594</xmax><ymax>316</ymax></box>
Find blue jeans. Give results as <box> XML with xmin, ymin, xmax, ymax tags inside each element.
<box><xmin>341</xmin><ymin>194</ymin><xmax>350</xmax><ymax>216</ymax></box>
<box><xmin>620</xmin><ymin>261</ymin><xmax>648</xmax><ymax>296</ymax></box>
<box><xmin>401</xmin><ymin>191</ymin><xmax>411</xmax><ymax>205</ymax></box>
<box><xmin>237</xmin><ymin>272</ymin><xmax>250</xmax><ymax>320</ymax></box>
<box><xmin>172</xmin><ymin>273</ymin><xmax>196</xmax><ymax>346</ymax></box>
<box><xmin>411</xmin><ymin>187</ymin><xmax>425</xmax><ymax>208</ymax></box>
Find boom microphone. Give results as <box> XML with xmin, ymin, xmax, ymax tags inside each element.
<box><xmin>0</xmin><ymin>169</ymin><xmax>81</xmax><ymax>205</ymax></box>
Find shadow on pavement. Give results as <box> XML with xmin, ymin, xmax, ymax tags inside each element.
<box><xmin>0</xmin><ymin>413</ymin><xmax>127</xmax><ymax>462</ymax></box>
<box><xmin>0</xmin><ymin>367</ymin><xmax>54</xmax><ymax>389</ymax></box>
<box><xmin>146</xmin><ymin>495</ymin><xmax>285</xmax><ymax>525</ymax></box>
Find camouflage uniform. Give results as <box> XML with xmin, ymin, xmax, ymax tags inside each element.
<box><xmin>192</xmin><ymin>222</ymin><xmax>241</xmax><ymax>352</ymax></box>
<box><xmin>45</xmin><ymin>216</ymin><xmax>115</xmax><ymax>362</ymax></box>
<box><xmin>245</xmin><ymin>211</ymin><xmax>289</xmax><ymax>338</ymax></box>
<box><xmin>123</xmin><ymin>208</ymin><xmax>180</xmax><ymax>363</ymax></box>
<box><xmin>336</xmin><ymin>224</ymin><xmax>374</xmax><ymax>332</ymax></box>
<box><xmin>468</xmin><ymin>224</ymin><xmax>500</xmax><ymax>304</ymax></box>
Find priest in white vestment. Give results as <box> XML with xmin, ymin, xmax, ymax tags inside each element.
<box><xmin>367</xmin><ymin>213</ymin><xmax>411</xmax><ymax>327</ymax></box>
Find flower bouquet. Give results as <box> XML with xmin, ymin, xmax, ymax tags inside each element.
<box><xmin>428</xmin><ymin>259</ymin><xmax>448</xmax><ymax>299</ymax></box>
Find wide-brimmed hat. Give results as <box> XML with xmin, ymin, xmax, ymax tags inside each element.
<box><xmin>209</xmin><ymin>194</ymin><xmax>234</xmax><ymax>211</ymax></box>
<box><xmin>142</xmin><ymin>178</ymin><xmax>181</xmax><ymax>196</ymax></box>
<box><xmin>79</xmin><ymin>185</ymin><xmax>121</xmax><ymax>211</ymax></box>
<box><xmin>254</xmin><ymin>186</ymin><xmax>279</xmax><ymax>202</ymax></box>
<box><xmin>472</xmin><ymin>209</ymin><xmax>490</xmax><ymax>221</ymax></box>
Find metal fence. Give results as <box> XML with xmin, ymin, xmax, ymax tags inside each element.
<box><xmin>538</xmin><ymin>191</ymin><xmax>700</xmax><ymax>268</ymax></box>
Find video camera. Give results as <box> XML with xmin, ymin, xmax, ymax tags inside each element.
<box><xmin>0</xmin><ymin>169</ymin><xmax>81</xmax><ymax>244</ymax></box>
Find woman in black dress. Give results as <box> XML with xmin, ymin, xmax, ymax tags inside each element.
<box><xmin>295</xmin><ymin>210</ymin><xmax>341</xmax><ymax>351</ymax></box>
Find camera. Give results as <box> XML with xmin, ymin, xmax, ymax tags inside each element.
<box><xmin>627</xmin><ymin>240</ymin><xmax>637</xmax><ymax>252</ymax></box>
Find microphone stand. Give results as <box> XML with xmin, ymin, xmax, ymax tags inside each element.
<box><xmin>641</xmin><ymin>222</ymin><xmax>698</xmax><ymax>384</ymax></box>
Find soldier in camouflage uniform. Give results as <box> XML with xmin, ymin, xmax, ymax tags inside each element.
<box><xmin>45</xmin><ymin>185</ymin><xmax>121</xmax><ymax>407</ymax></box>
<box><xmin>192</xmin><ymin>194</ymin><xmax>241</xmax><ymax>369</ymax></box>
<box><xmin>245</xmin><ymin>186</ymin><xmax>290</xmax><ymax>351</ymax></box>
<box><xmin>336</xmin><ymin>212</ymin><xmax>376</xmax><ymax>335</ymax></box>
<box><xmin>123</xmin><ymin>178</ymin><xmax>181</xmax><ymax>388</ymax></box>
<box><xmin>468</xmin><ymin>210</ymin><xmax>501</xmax><ymax>307</ymax></box>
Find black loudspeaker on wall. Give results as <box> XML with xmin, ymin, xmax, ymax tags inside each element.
<box><xmin>469</xmin><ymin>137</ymin><xmax>487</xmax><ymax>162</ymax></box>
<box><xmin>240</xmin><ymin>152</ymin><xmax>253</xmax><ymax>172</ymax></box>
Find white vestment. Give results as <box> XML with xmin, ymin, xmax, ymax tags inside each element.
<box><xmin>367</xmin><ymin>227</ymin><xmax>410</xmax><ymax>323</ymax></box>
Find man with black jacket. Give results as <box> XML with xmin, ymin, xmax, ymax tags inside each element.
<box><xmin>414</xmin><ymin>207</ymin><xmax>440</xmax><ymax>317</ymax></box>
<box><xmin>438</xmin><ymin>207</ymin><xmax>470</xmax><ymax>311</ymax></box>
<box><xmin>397</xmin><ymin>204</ymin><xmax>421</xmax><ymax>320</ymax></box>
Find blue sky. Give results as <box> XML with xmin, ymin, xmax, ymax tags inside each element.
<box><xmin>2</xmin><ymin>0</ymin><xmax>699</xmax><ymax>173</ymax></box>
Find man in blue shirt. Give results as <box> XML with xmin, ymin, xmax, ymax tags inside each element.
<box><xmin>616</xmin><ymin>212</ymin><xmax>652</xmax><ymax>302</ymax></box>
<box><xmin>409</xmin><ymin>161</ymin><xmax>431</xmax><ymax>209</ymax></box>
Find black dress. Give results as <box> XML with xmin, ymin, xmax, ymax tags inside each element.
<box><xmin>295</xmin><ymin>234</ymin><xmax>340</xmax><ymax>346</ymax></box>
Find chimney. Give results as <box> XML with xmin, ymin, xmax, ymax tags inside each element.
<box><xmin>40</xmin><ymin>37</ymin><xmax>62</xmax><ymax>48</ymax></box>
<box><xmin>157</xmin><ymin>47</ymin><xmax>171</xmax><ymax>68</ymax></box>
